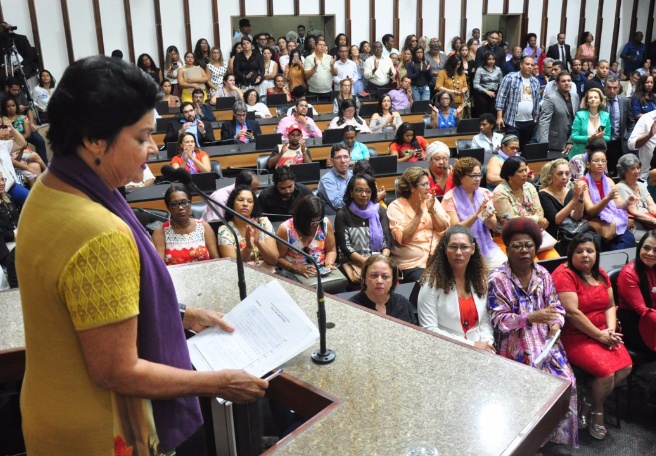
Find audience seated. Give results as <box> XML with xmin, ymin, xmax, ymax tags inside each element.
<box><xmin>258</xmin><ymin>166</ymin><xmax>313</xmax><ymax>222</ymax></box>
<box><xmin>417</xmin><ymin>225</ymin><xmax>495</xmax><ymax>349</ymax></box>
<box><xmin>267</xmin><ymin>74</ymin><xmax>292</xmax><ymax>102</ymax></box>
<box><xmin>341</xmin><ymin>125</ymin><xmax>370</xmax><ymax>162</ymax></box>
<box><xmin>332</xmin><ymin>78</ymin><xmax>361</xmax><ymax>114</ymax></box>
<box><xmin>485</xmin><ymin>134</ymin><xmax>520</xmax><ymax>188</ymax></box>
<box><xmin>203</xmin><ymin>170</ymin><xmax>259</xmax><ymax>222</ymax></box>
<box><xmin>582</xmin><ymin>146</ymin><xmax>636</xmax><ymax>250</ymax></box>
<box><xmin>164</xmin><ymin>102</ymin><xmax>215</xmax><ymax>146</ymax></box>
<box><xmin>170</xmin><ymin>132</ymin><xmax>211</xmax><ymax>173</ymax></box>
<box><xmin>389</xmin><ymin>122</ymin><xmax>427</xmax><ymax>162</ymax></box>
<box><xmin>243</xmin><ymin>89</ymin><xmax>272</xmax><ymax>118</ymax></box>
<box><xmin>276</xmin><ymin>98</ymin><xmax>322</xmax><ymax>140</ymax></box>
<box><xmin>552</xmin><ymin>232</ymin><xmax>633</xmax><ymax>441</ymax></box>
<box><xmin>424</xmin><ymin>141</ymin><xmax>453</xmax><ymax>196</ymax></box>
<box><xmin>32</xmin><ymin>69</ymin><xmax>55</xmax><ymax>124</ymax></box>
<box><xmin>442</xmin><ymin>157</ymin><xmax>506</xmax><ymax>270</ymax></box>
<box><xmin>210</xmin><ymin>72</ymin><xmax>243</xmax><ymax>102</ymax></box>
<box><xmin>220</xmin><ymin>100</ymin><xmax>261</xmax><ymax>143</ymax></box>
<box><xmin>492</xmin><ymin>156</ymin><xmax>560</xmax><ymax>259</ymax></box>
<box><xmin>2</xmin><ymin>96</ymin><xmax>47</xmax><ymax>166</ymax></box>
<box><xmin>387</xmin><ymin>75</ymin><xmax>413</xmax><ymax>111</ymax></box>
<box><xmin>328</xmin><ymin>98</ymin><xmax>371</xmax><ymax>133</ymax></box>
<box><xmin>538</xmin><ymin>158</ymin><xmax>590</xmax><ymax>256</ymax></box>
<box><xmin>152</xmin><ymin>184</ymin><xmax>219</xmax><ymax>265</ymax></box>
<box><xmin>318</xmin><ymin>143</ymin><xmax>353</xmax><ymax>214</ymax></box>
<box><xmin>217</xmin><ymin>185</ymin><xmax>278</xmax><ymax>273</ymax></box>
<box><xmin>267</xmin><ymin>124</ymin><xmax>313</xmax><ymax>168</ymax></box>
<box><xmin>430</xmin><ymin>90</ymin><xmax>462</xmax><ymax>128</ymax></box>
<box><xmin>488</xmin><ymin>218</ymin><xmax>579</xmax><ymax>449</ymax></box>
<box><xmin>190</xmin><ymin>89</ymin><xmax>217</xmax><ymax>122</ymax></box>
<box><xmin>471</xmin><ymin>113</ymin><xmax>502</xmax><ymax>164</ymax></box>
<box><xmin>387</xmin><ymin>166</ymin><xmax>450</xmax><ymax>283</ymax></box>
<box><xmin>177</xmin><ymin>51</ymin><xmax>209</xmax><ymax>103</ymax></box>
<box><xmin>0</xmin><ymin>123</ymin><xmax>29</xmax><ymax>205</ymax></box>
<box><xmin>616</xmin><ymin>154</ymin><xmax>656</xmax><ymax>240</ymax></box>
<box><xmin>349</xmin><ymin>254</ymin><xmax>416</xmax><ymax>324</ymax></box>
<box><xmin>335</xmin><ymin>173</ymin><xmax>393</xmax><ymax>283</ymax></box>
<box><xmin>369</xmin><ymin>94</ymin><xmax>402</xmax><ymax>134</ymax></box>
<box><xmin>617</xmin><ymin>230</ymin><xmax>656</xmax><ymax>357</ymax></box>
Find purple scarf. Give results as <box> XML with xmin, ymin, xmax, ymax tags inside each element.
<box><xmin>585</xmin><ymin>172</ymin><xmax>628</xmax><ymax>235</ymax></box>
<box><xmin>349</xmin><ymin>201</ymin><xmax>384</xmax><ymax>252</ymax></box>
<box><xmin>49</xmin><ymin>154</ymin><xmax>202</xmax><ymax>451</ymax></box>
<box><xmin>453</xmin><ymin>186</ymin><xmax>501</xmax><ymax>257</ymax></box>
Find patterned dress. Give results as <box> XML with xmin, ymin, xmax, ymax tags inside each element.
<box><xmin>488</xmin><ymin>262</ymin><xmax>579</xmax><ymax>448</ymax></box>
<box><xmin>163</xmin><ymin>219</ymin><xmax>211</xmax><ymax>265</ymax></box>
<box><xmin>207</xmin><ymin>61</ymin><xmax>227</xmax><ymax>97</ymax></box>
<box><xmin>280</xmin><ymin>217</ymin><xmax>327</xmax><ymax>267</ymax></box>
<box><xmin>217</xmin><ymin>217</ymin><xmax>275</xmax><ymax>273</ymax></box>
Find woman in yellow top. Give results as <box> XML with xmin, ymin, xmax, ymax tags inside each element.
<box><xmin>177</xmin><ymin>51</ymin><xmax>209</xmax><ymax>103</ymax></box>
<box><xmin>435</xmin><ymin>54</ymin><xmax>469</xmax><ymax>110</ymax></box>
<box><xmin>16</xmin><ymin>56</ymin><xmax>267</xmax><ymax>455</ymax></box>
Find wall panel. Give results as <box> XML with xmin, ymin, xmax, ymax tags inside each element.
<box><xmin>130</xmin><ymin>0</ymin><xmax>158</xmax><ymax>60</ymax></box>
<box><xmin>34</xmin><ymin>0</ymin><xmax>67</xmax><ymax>77</ymax></box>
<box><xmin>397</xmin><ymin>0</ymin><xmax>417</xmax><ymax>48</ymax></box>
<box><xmin>508</xmin><ymin>0</ymin><xmax>524</xmax><ymax>13</ymax></box>
<box><xmin>466</xmin><ymin>0</ymin><xmax>484</xmax><ymax>39</ymax></box>
<box><xmin>217</xmin><ymin>0</ymin><xmax>240</xmax><ymax>55</ymax></box>
<box><xmin>420</xmin><ymin>0</ymin><xmax>439</xmax><ymax>41</ymax></box>
<box><xmin>374</xmin><ymin>0</ymin><xmax>394</xmax><ymax>43</ymax></box>
<box><xmin>584</xmin><ymin>0</ymin><xmax>599</xmax><ymax>45</ymax></box>
<box><xmin>274</xmin><ymin>0</ymin><xmax>296</xmax><ymax>15</ymax></box>
<box><xmin>443</xmin><ymin>4</ymin><xmax>462</xmax><ymax>47</ymax></box>
<box><xmin>188</xmin><ymin>0</ymin><xmax>214</xmax><ymax>48</ymax></box>
<box><xmin>245</xmin><ymin>0</ymin><xmax>268</xmax><ymax>17</ymax></box>
<box><xmin>1</xmin><ymin>1</ymin><xmax>33</xmax><ymax>43</ymax></box>
<box><xmin>67</xmin><ymin>0</ymin><xmax>97</xmax><ymax>60</ymax></box>
<box><xmin>299</xmin><ymin>1</ymin><xmax>320</xmax><ymax>15</ymax></box>
<box><xmin>526</xmin><ymin>0</ymin><xmax>543</xmax><ymax>45</ymax></box>
<box><xmin>349</xmin><ymin>0</ymin><xmax>369</xmax><ymax>46</ymax></box>
<box><xmin>565</xmin><ymin>1</ymin><xmax>580</xmax><ymax>51</ymax></box>
<box><xmin>545</xmin><ymin>0</ymin><xmax>563</xmax><ymax>47</ymax></box>
<box><xmin>98</xmin><ymin>0</ymin><xmax>128</xmax><ymax>60</ymax></box>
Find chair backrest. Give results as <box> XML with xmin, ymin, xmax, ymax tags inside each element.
<box><xmin>367</xmin><ymin>147</ymin><xmax>378</xmax><ymax>158</ymax></box>
<box><xmin>422</xmin><ymin>115</ymin><xmax>432</xmax><ymax>129</ymax></box>
<box><xmin>411</xmin><ymin>100</ymin><xmax>431</xmax><ymax>114</ymax></box>
<box><xmin>410</xmin><ymin>121</ymin><xmax>425</xmax><ymax>137</ymax></box>
<box><xmin>358</xmin><ymin>103</ymin><xmax>378</xmax><ymax>117</ymax></box>
<box><xmin>256</xmin><ymin>133</ymin><xmax>282</xmax><ymax>150</ymax></box>
<box><xmin>607</xmin><ymin>266</ymin><xmax>622</xmax><ymax>301</ymax></box>
<box><xmin>599</xmin><ymin>251</ymin><xmax>630</xmax><ymax>273</ymax></box>
<box><xmin>322</xmin><ymin>128</ymin><xmax>345</xmax><ymax>145</ymax></box>
<box><xmin>190</xmin><ymin>201</ymin><xmax>206</xmax><ymax>220</ymax></box>
<box><xmin>455</xmin><ymin>138</ymin><xmax>474</xmax><ymax>150</ymax></box>
<box><xmin>166</xmin><ymin>142</ymin><xmax>180</xmax><ymax>159</ymax></box>
<box><xmin>257</xmin><ymin>154</ymin><xmax>270</xmax><ymax>174</ymax></box>
<box><xmin>215</xmin><ymin>96</ymin><xmax>237</xmax><ymax>110</ymax></box>
<box><xmin>266</xmin><ymin>93</ymin><xmax>289</xmax><ymax>107</ymax></box>
<box><xmin>522</xmin><ymin>142</ymin><xmax>549</xmax><ymax>160</ymax></box>
<box><xmin>458</xmin><ymin>148</ymin><xmax>484</xmax><ymax>163</ymax></box>
<box><xmin>394</xmin><ymin>177</ymin><xmax>401</xmax><ymax>198</ymax></box>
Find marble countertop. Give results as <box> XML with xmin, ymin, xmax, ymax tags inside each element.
<box><xmin>1</xmin><ymin>259</ymin><xmax>570</xmax><ymax>455</ymax></box>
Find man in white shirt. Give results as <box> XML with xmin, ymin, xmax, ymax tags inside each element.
<box><xmin>628</xmin><ymin>110</ymin><xmax>656</xmax><ymax>179</ymax></box>
<box><xmin>382</xmin><ymin>34</ymin><xmax>400</xmax><ymax>57</ymax></box>
<box><xmin>363</xmin><ymin>42</ymin><xmax>395</xmax><ymax>96</ymax></box>
<box><xmin>333</xmin><ymin>46</ymin><xmax>359</xmax><ymax>91</ymax></box>
<box><xmin>303</xmin><ymin>39</ymin><xmax>337</xmax><ymax>101</ymax></box>
<box><xmin>233</xmin><ymin>19</ymin><xmax>253</xmax><ymax>44</ymax></box>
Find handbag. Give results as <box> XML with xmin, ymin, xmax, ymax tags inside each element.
<box><xmin>294</xmin><ymin>268</ymin><xmax>348</xmax><ymax>294</ymax></box>
<box><xmin>558</xmin><ymin>217</ymin><xmax>590</xmax><ymax>242</ymax></box>
<box><xmin>538</xmin><ymin>229</ymin><xmax>558</xmax><ymax>252</ymax></box>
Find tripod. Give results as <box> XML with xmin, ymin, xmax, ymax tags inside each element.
<box><xmin>0</xmin><ymin>36</ymin><xmax>40</xmax><ymax>124</ymax></box>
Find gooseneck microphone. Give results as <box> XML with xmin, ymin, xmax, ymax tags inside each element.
<box><xmin>162</xmin><ymin>165</ymin><xmax>336</xmax><ymax>364</ymax></box>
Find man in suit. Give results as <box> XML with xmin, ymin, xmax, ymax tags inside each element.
<box><xmin>583</xmin><ymin>60</ymin><xmax>610</xmax><ymax>94</ymax></box>
<box><xmin>220</xmin><ymin>100</ymin><xmax>261</xmax><ymax>144</ymax></box>
<box><xmin>164</xmin><ymin>102</ymin><xmax>216</xmax><ymax>146</ymax></box>
<box><xmin>475</xmin><ymin>30</ymin><xmax>505</xmax><ymax>69</ymax></box>
<box><xmin>538</xmin><ymin>72</ymin><xmax>579</xmax><ymax>153</ymax></box>
<box><xmin>546</xmin><ymin>33</ymin><xmax>572</xmax><ymax>70</ymax></box>
<box><xmin>604</xmin><ymin>76</ymin><xmax>634</xmax><ymax>175</ymax></box>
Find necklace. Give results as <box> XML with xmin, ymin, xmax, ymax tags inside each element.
<box><xmin>582</xmin><ymin>273</ymin><xmax>593</xmax><ymax>278</ymax></box>
<box><xmin>589</xmin><ymin>112</ymin><xmax>599</xmax><ymax>118</ymax></box>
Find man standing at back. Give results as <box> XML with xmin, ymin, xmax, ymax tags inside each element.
<box><xmin>496</xmin><ymin>56</ymin><xmax>541</xmax><ymax>149</ymax></box>
<box><xmin>475</xmin><ymin>31</ymin><xmax>505</xmax><ymax>68</ymax></box>
<box><xmin>546</xmin><ymin>33</ymin><xmax>572</xmax><ymax>70</ymax></box>
<box><xmin>363</xmin><ymin>42</ymin><xmax>395</xmax><ymax>97</ymax></box>
<box><xmin>583</xmin><ymin>60</ymin><xmax>610</xmax><ymax>94</ymax></box>
<box><xmin>621</xmin><ymin>32</ymin><xmax>645</xmax><ymax>74</ymax></box>
<box><xmin>304</xmin><ymin>38</ymin><xmax>337</xmax><ymax>102</ymax></box>
<box><xmin>382</xmin><ymin>34</ymin><xmax>400</xmax><ymax>57</ymax></box>
<box><xmin>604</xmin><ymin>76</ymin><xmax>633</xmax><ymax>175</ymax></box>
<box><xmin>233</xmin><ymin>18</ymin><xmax>252</xmax><ymax>44</ymax></box>
<box><xmin>333</xmin><ymin>45</ymin><xmax>359</xmax><ymax>91</ymax></box>
<box><xmin>538</xmin><ymin>72</ymin><xmax>579</xmax><ymax>153</ymax></box>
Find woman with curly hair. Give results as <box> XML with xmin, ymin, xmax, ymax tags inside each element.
<box><xmin>417</xmin><ymin>225</ymin><xmax>495</xmax><ymax>351</ymax></box>
<box><xmin>489</xmin><ymin>218</ymin><xmax>579</xmax><ymax>449</ymax></box>
<box><xmin>136</xmin><ymin>53</ymin><xmax>161</xmax><ymax>84</ymax></box>
<box><xmin>388</xmin><ymin>122</ymin><xmax>427</xmax><ymax>162</ymax></box>
<box><xmin>435</xmin><ymin>54</ymin><xmax>469</xmax><ymax>110</ymax></box>
<box><xmin>631</xmin><ymin>73</ymin><xmax>656</xmax><ymax>120</ymax></box>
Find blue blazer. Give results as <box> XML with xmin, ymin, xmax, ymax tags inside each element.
<box><xmin>569</xmin><ymin>110</ymin><xmax>611</xmax><ymax>158</ymax></box>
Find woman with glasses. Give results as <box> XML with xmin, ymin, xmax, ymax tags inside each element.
<box><xmin>582</xmin><ymin>146</ymin><xmax>636</xmax><ymax>250</ymax></box>
<box><xmin>335</xmin><ymin>173</ymin><xmax>393</xmax><ymax>284</ymax></box>
<box><xmin>489</xmin><ymin>218</ymin><xmax>579</xmax><ymax>449</ymax></box>
<box><xmin>616</xmin><ymin>154</ymin><xmax>656</xmax><ymax>240</ymax></box>
<box><xmin>170</xmin><ymin>132</ymin><xmax>211</xmax><ymax>173</ymax></box>
<box><xmin>424</xmin><ymin>141</ymin><xmax>453</xmax><ymax>196</ymax></box>
<box><xmin>552</xmin><ymin>232</ymin><xmax>632</xmax><ymax>441</ymax></box>
<box><xmin>569</xmin><ymin>88</ymin><xmax>610</xmax><ymax>159</ymax></box>
<box><xmin>429</xmin><ymin>90</ymin><xmax>463</xmax><ymax>129</ymax></box>
<box><xmin>328</xmin><ymin>98</ymin><xmax>371</xmax><ymax>133</ymax></box>
<box><xmin>333</xmin><ymin>78</ymin><xmax>361</xmax><ymax>115</ymax></box>
<box><xmin>152</xmin><ymin>184</ymin><xmax>219</xmax><ymax>265</ymax></box>
<box><xmin>442</xmin><ymin>157</ymin><xmax>506</xmax><ymax>270</ymax></box>
<box><xmin>417</xmin><ymin>225</ymin><xmax>495</xmax><ymax>351</ymax></box>
<box><xmin>493</xmin><ymin>156</ymin><xmax>560</xmax><ymax>259</ymax></box>
<box><xmin>387</xmin><ymin>166</ymin><xmax>450</xmax><ymax>283</ymax></box>
<box><xmin>389</xmin><ymin>122</ymin><xmax>427</xmax><ymax>162</ymax></box>
<box><xmin>349</xmin><ymin>254</ymin><xmax>416</xmax><ymax>324</ymax></box>
<box><xmin>217</xmin><ymin>185</ymin><xmax>278</xmax><ymax>273</ymax></box>
<box><xmin>485</xmin><ymin>134</ymin><xmax>521</xmax><ymax>189</ymax></box>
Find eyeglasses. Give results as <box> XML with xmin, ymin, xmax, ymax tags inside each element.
<box><xmin>411</xmin><ymin>39</ymin><xmax>418</xmax><ymax>42</ymax></box>
<box><xmin>416</xmin><ymin>182</ymin><xmax>430</xmax><ymax>188</ymax></box>
<box><xmin>0</xmin><ymin>178</ymin><xmax>5</xmax><ymax>182</ymax></box>
<box><xmin>465</xmin><ymin>173</ymin><xmax>483</xmax><ymax>180</ymax></box>
<box><xmin>310</xmin><ymin>219</ymin><xmax>322</xmax><ymax>227</ymax></box>
<box><xmin>591</xmin><ymin>159</ymin><xmax>607</xmax><ymax>164</ymax></box>
<box><xmin>334</xmin><ymin>155</ymin><xmax>350</xmax><ymax>161</ymax></box>
<box><xmin>354</xmin><ymin>188</ymin><xmax>372</xmax><ymax>195</ymax></box>
<box><xmin>439</xmin><ymin>97</ymin><xmax>451</xmax><ymax>101</ymax></box>
<box><xmin>447</xmin><ymin>244</ymin><xmax>473</xmax><ymax>252</ymax></box>
<box><xmin>169</xmin><ymin>199</ymin><xmax>191</xmax><ymax>209</ymax></box>
<box><xmin>509</xmin><ymin>242</ymin><xmax>536</xmax><ymax>251</ymax></box>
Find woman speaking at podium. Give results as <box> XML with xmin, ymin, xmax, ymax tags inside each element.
<box><xmin>16</xmin><ymin>56</ymin><xmax>268</xmax><ymax>455</ymax></box>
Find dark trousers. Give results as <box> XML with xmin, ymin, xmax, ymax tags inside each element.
<box><xmin>606</xmin><ymin>138</ymin><xmax>623</xmax><ymax>176</ymax></box>
<box><xmin>507</xmin><ymin>120</ymin><xmax>536</xmax><ymax>150</ymax></box>
<box><xmin>306</xmin><ymin>91</ymin><xmax>332</xmax><ymax>103</ymax></box>
<box><xmin>366</xmin><ymin>81</ymin><xmax>391</xmax><ymax>99</ymax></box>
<box><xmin>473</xmin><ymin>91</ymin><xmax>497</xmax><ymax>117</ymax></box>
<box><xmin>27</xmin><ymin>131</ymin><xmax>48</xmax><ymax>165</ymax></box>
<box><xmin>400</xmin><ymin>267</ymin><xmax>424</xmax><ymax>284</ymax></box>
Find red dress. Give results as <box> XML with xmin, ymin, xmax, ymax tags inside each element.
<box><xmin>427</xmin><ymin>171</ymin><xmax>453</xmax><ymax>197</ymax></box>
<box><xmin>552</xmin><ymin>264</ymin><xmax>632</xmax><ymax>378</ymax></box>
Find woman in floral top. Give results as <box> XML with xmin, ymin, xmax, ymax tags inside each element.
<box><xmin>217</xmin><ymin>186</ymin><xmax>278</xmax><ymax>273</ymax></box>
<box><xmin>492</xmin><ymin>156</ymin><xmax>560</xmax><ymax>259</ymax></box>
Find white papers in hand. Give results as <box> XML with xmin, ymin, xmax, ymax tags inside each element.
<box><xmin>187</xmin><ymin>279</ymin><xmax>319</xmax><ymax>378</ymax></box>
<box><xmin>535</xmin><ymin>329</ymin><xmax>561</xmax><ymax>365</ymax></box>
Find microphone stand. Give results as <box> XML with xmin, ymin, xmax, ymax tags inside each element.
<box><xmin>167</xmin><ymin>166</ymin><xmax>336</xmax><ymax>364</ymax></box>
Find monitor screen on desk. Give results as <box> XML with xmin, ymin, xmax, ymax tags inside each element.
<box><xmin>167</xmin><ymin>142</ymin><xmax>180</xmax><ymax>159</ymax></box>
<box><xmin>410</xmin><ymin>122</ymin><xmax>425</xmax><ymax>137</ymax></box>
<box><xmin>256</xmin><ymin>133</ymin><xmax>282</xmax><ymax>150</ymax></box>
<box><xmin>368</xmin><ymin>155</ymin><xmax>397</xmax><ymax>175</ymax></box>
<box><xmin>456</xmin><ymin>118</ymin><xmax>480</xmax><ymax>133</ymax></box>
<box><xmin>322</xmin><ymin>128</ymin><xmax>345</xmax><ymax>145</ymax></box>
<box><xmin>411</xmin><ymin>100</ymin><xmax>431</xmax><ymax>114</ymax></box>
<box><xmin>289</xmin><ymin>162</ymin><xmax>321</xmax><ymax>184</ymax></box>
<box><xmin>215</xmin><ymin>96</ymin><xmax>237</xmax><ymax>110</ymax></box>
<box><xmin>191</xmin><ymin>172</ymin><xmax>219</xmax><ymax>193</ymax></box>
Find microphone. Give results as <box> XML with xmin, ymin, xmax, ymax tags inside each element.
<box><xmin>162</xmin><ymin>165</ymin><xmax>248</xmax><ymax>301</ymax></box>
<box><xmin>165</xmin><ymin>165</ymin><xmax>336</xmax><ymax>364</ymax></box>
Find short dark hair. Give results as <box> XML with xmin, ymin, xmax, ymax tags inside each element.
<box><xmin>293</xmin><ymin>195</ymin><xmax>324</xmax><ymax>236</ymax></box>
<box><xmin>500</xmin><ymin>156</ymin><xmax>528</xmax><ymax>182</ymax></box>
<box><xmin>555</xmin><ymin>71</ymin><xmax>571</xmax><ymax>83</ymax></box>
<box><xmin>361</xmin><ymin>254</ymin><xmax>399</xmax><ymax>293</ymax></box>
<box><xmin>353</xmin><ymin>159</ymin><xmax>375</xmax><ymax>176</ymax></box>
<box><xmin>273</xmin><ymin>166</ymin><xmax>296</xmax><ymax>184</ymax></box>
<box><xmin>1</xmin><ymin>96</ymin><xmax>17</xmax><ymax>116</ymax></box>
<box><xmin>235</xmin><ymin>170</ymin><xmax>258</xmax><ymax>187</ymax></box>
<box><xmin>179</xmin><ymin>101</ymin><xmax>193</xmax><ymax>114</ymax></box>
<box><xmin>501</xmin><ymin>217</ymin><xmax>542</xmax><ymax>249</ymax></box>
<box><xmin>191</xmin><ymin>88</ymin><xmax>204</xmax><ymax>98</ymax></box>
<box><xmin>111</xmin><ymin>49</ymin><xmax>123</xmax><ymax>58</ymax></box>
<box><xmin>164</xmin><ymin>183</ymin><xmax>192</xmax><ymax>206</ymax></box>
<box><xmin>47</xmin><ymin>56</ymin><xmax>160</xmax><ymax>158</ymax></box>
<box><xmin>478</xmin><ymin>113</ymin><xmax>496</xmax><ymax>125</ymax></box>
<box><xmin>343</xmin><ymin>173</ymin><xmax>377</xmax><ymax>206</ymax></box>
<box><xmin>225</xmin><ymin>185</ymin><xmax>261</xmax><ymax>221</ymax></box>
<box><xmin>520</xmin><ymin>55</ymin><xmax>535</xmax><ymax>63</ymax></box>
<box><xmin>567</xmin><ymin>232</ymin><xmax>607</xmax><ymax>286</ymax></box>
<box><xmin>382</xmin><ymin>34</ymin><xmax>394</xmax><ymax>46</ymax></box>
<box><xmin>330</xmin><ymin>142</ymin><xmax>348</xmax><ymax>158</ymax></box>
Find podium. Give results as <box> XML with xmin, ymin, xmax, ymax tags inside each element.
<box><xmin>1</xmin><ymin>259</ymin><xmax>571</xmax><ymax>455</ymax></box>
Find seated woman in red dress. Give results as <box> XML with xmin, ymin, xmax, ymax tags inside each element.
<box><xmin>170</xmin><ymin>132</ymin><xmax>211</xmax><ymax>173</ymax></box>
<box><xmin>152</xmin><ymin>184</ymin><xmax>219</xmax><ymax>265</ymax></box>
<box><xmin>389</xmin><ymin>122</ymin><xmax>428</xmax><ymax>163</ymax></box>
<box><xmin>424</xmin><ymin>141</ymin><xmax>453</xmax><ymax>196</ymax></box>
<box><xmin>617</xmin><ymin>230</ymin><xmax>656</xmax><ymax>357</ymax></box>
<box><xmin>552</xmin><ymin>232</ymin><xmax>632</xmax><ymax>441</ymax></box>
